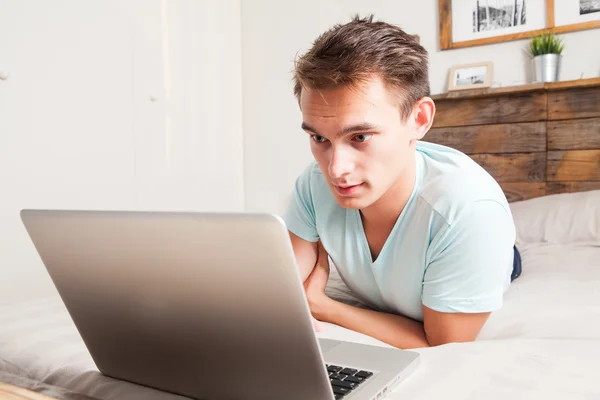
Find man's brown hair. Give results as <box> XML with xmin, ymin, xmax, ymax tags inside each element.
<box><xmin>293</xmin><ymin>15</ymin><xmax>429</xmax><ymax>120</ymax></box>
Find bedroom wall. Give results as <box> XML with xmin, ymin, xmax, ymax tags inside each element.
<box><xmin>0</xmin><ymin>0</ymin><xmax>244</xmax><ymax>305</ymax></box>
<box><xmin>241</xmin><ymin>0</ymin><xmax>600</xmax><ymax>215</ymax></box>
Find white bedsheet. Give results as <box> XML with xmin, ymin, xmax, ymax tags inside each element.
<box><xmin>1</xmin><ymin>243</ymin><xmax>599</xmax><ymax>399</ymax></box>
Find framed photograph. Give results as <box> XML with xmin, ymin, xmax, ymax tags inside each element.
<box><xmin>555</xmin><ymin>0</ymin><xmax>600</xmax><ymax>28</ymax></box>
<box><xmin>580</xmin><ymin>0</ymin><xmax>600</xmax><ymax>15</ymax></box>
<box><xmin>448</xmin><ymin>62</ymin><xmax>494</xmax><ymax>91</ymax></box>
<box><xmin>439</xmin><ymin>0</ymin><xmax>600</xmax><ymax>50</ymax></box>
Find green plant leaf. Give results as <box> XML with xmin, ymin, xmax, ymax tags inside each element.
<box><xmin>528</xmin><ymin>32</ymin><xmax>564</xmax><ymax>56</ymax></box>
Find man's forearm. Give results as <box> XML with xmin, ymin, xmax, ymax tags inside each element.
<box><xmin>316</xmin><ymin>297</ymin><xmax>431</xmax><ymax>349</ymax></box>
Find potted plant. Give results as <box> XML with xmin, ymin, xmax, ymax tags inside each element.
<box><xmin>529</xmin><ymin>32</ymin><xmax>564</xmax><ymax>83</ymax></box>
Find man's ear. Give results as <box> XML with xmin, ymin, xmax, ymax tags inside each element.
<box><xmin>411</xmin><ymin>97</ymin><xmax>436</xmax><ymax>141</ymax></box>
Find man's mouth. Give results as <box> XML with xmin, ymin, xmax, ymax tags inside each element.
<box><xmin>333</xmin><ymin>183</ymin><xmax>364</xmax><ymax>196</ymax></box>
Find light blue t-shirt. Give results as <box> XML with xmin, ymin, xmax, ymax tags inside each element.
<box><xmin>284</xmin><ymin>140</ymin><xmax>516</xmax><ymax>322</ymax></box>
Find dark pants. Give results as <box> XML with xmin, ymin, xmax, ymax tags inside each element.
<box><xmin>511</xmin><ymin>245</ymin><xmax>522</xmax><ymax>281</ymax></box>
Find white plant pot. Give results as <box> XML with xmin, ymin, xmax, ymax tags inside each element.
<box><xmin>533</xmin><ymin>54</ymin><xmax>562</xmax><ymax>83</ymax></box>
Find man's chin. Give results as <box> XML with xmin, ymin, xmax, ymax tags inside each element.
<box><xmin>333</xmin><ymin>195</ymin><xmax>372</xmax><ymax>210</ymax></box>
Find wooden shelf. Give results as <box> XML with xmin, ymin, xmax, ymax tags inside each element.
<box><xmin>431</xmin><ymin>77</ymin><xmax>600</xmax><ymax>101</ymax></box>
<box><xmin>426</xmin><ymin>76</ymin><xmax>600</xmax><ymax>202</ymax></box>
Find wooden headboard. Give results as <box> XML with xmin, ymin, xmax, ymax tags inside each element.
<box><xmin>425</xmin><ymin>78</ymin><xmax>600</xmax><ymax>202</ymax></box>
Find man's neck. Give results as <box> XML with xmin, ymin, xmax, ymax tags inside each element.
<box><xmin>360</xmin><ymin>153</ymin><xmax>417</xmax><ymax>228</ymax></box>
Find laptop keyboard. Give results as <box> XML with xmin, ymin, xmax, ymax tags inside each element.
<box><xmin>326</xmin><ymin>364</ymin><xmax>374</xmax><ymax>399</ymax></box>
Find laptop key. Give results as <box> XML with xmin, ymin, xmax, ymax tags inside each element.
<box><xmin>355</xmin><ymin>370</ymin><xmax>373</xmax><ymax>379</ymax></box>
<box><xmin>327</xmin><ymin>365</ymin><xmax>343</xmax><ymax>373</ymax></box>
<box><xmin>332</xmin><ymin>386</ymin><xmax>351</xmax><ymax>396</ymax></box>
<box><xmin>344</xmin><ymin>375</ymin><xmax>364</xmax><ymax>384</ymax></box>
<box><xmin>340</xmin><ymin>368</ymin><xmax>358</xmax><ymax>376</ymax></box>
<box><xmin>330</xmin><ymin>373</ymin><xmax>347</xmax><ymax>380</ymax></box>
<box><xmin>331</xmin><ymin>379</ymin><xmax>357</xmax><ymax>389</ymax></box>
<box><xmin>334</xmin><ymin>395</ymin><xmax>345</xmax><ymax>400</ymax></box>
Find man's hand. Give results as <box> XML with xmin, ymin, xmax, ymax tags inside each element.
<box><xmin>303</xmin><ymin>241</ymin><xmax>331</xmax><ymax>321</ymax></box>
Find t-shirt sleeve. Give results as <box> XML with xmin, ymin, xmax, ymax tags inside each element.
<box><xmin>283</xmin><ymin>165</ymin><xmax>319</xmax><ymax>242</ymax></box>
<box><xmin>422</xmin><ymin>199</ymin><xmax>516</xmax><ymax>313</ymax></box>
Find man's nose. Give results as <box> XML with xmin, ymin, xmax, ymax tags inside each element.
<box><xmin>328</xmin><ymin>148</ymin><xmax>354</xmax><ymax>179</ymax></box>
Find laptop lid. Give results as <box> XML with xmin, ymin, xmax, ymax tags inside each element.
<box><xmin>21</xmin><ymin>209</ymin><xmax>335</xmax><ymax>400</ymax></box>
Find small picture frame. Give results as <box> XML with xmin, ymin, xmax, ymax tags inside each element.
<box><xmin>447</xmin><ymin>62</ymin><xmax>493</xmax><ymax>91</ymax></box>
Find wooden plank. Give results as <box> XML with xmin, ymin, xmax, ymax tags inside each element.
<box><xmin>547</xmin><ymin>181</ymin><xmax>600</xmax><ymax>195</ymax></box>
<box><xmin>433</xmin><ymin>93</ymin><xmax>547</xmax><ymax>128</ymax></box>
<box><xmin>500</xmin><ymin>182</ymin><xmax>547</xmax><ymax>202</ymax></box>
<box><xmin>0</xmin><ymin>382</ymin><xmax>58</xmax><ymax>400</ymax></box>
<box><xmin>470</xmin><ymin>153</ymin><xmax>546</xmax><ymax>182</ymax></box>
<box><xmin>546</xmin><ymin>0</ymin><xmax>555</xmax><ymax>28</ymax></box>
<box><xmin>548</xmin><ymin>118</ymin><xmax>600</xmax><ymax>150</ymax></box>
<box><xmin>438</xmin><ymin>0</ymin><xmax>452</xmax><ymax>51</ymax></box>
<box><xmin>432</xmin><ymin>84</ymin><xmax>545</xmax><ymax>101</ymax></box>
<box><xmin>547</xmin><ymin>150</ymin><xmax>600</xmax><ymax>181</ymax></box>
<box><xmin>546</xmin><ymin>77</ymin><xmax>600</xmax><ymax>91</ymax></box>
<box><xmin>552</xmin><ymin>20</ymin><xmax>600</xmax><ymax>36</ymax></box>
<box><xmin>425</xmin><ymin>122</ymin><xmax>546</xmax><ymax>154</ymax></box>
<box><xmin>431</xmin><ymin>78</ymin><xmax>600</xmax><ymax>100</ymax></box>
<box><xmin>548</xmin><ymin>87</ymin><xmax>600</xmax><ymax>120</ymax></box>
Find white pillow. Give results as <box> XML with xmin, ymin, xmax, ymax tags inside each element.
<box><xmin>509</xmin><ymin>190</ymin><xmax>600</xmax><ymax>246</ymax></box>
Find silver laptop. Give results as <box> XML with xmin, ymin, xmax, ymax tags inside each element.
<box><xmin>21</xmin><ymin>209</ymin><xmax>419</xmax><ymax>400</ymax></box>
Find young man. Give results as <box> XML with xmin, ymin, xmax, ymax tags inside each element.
<box><xmin>284</xmin><ymin>15</ymin><xmax>520</xmax><ymax>349</ymax></box>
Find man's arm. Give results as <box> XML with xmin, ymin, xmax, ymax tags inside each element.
<box><xmin>289</xmin><ymin>231</ymin><xmax>325</xmax><ymax>331</ymax></box>
<box><xmin>289</xmin><ymin>231</ymin><xmax>318</xmax><ymax>283</ymax></box>
<box><xmin>304</xmin><ymin>242</ymin><xmax>491</xmax><ymax>348</ymax></box>
<box><xmin>305</xmin><ymin>200</ymin><xmax>513</xmax><ymax>348</ymax></box>
<box><xmin>315</xmin><ymin>297</ymin><xmax>490</xmax><ymax>348</ymax></box>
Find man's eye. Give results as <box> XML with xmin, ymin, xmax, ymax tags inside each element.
<box><xmin>311</xmin><ymin>135</ymin><xmax>328</xmax><ymax>143</ymax></box>
<box><xmin>353</xmin><ymin>134</ymin><xmax>372</xmax><ymax>143</ymax></box>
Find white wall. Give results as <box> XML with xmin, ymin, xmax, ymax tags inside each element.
<box><xmin>241</xmin><ymin>0</ymin><xmax>600</xmax><ymax>215</ymax></box>
<box><xmin>0</xmin><ymin>0</ymin><xmax>243</xmax><ymax>305</ymax></box>
<box><xmin>131</xmin><ymin>0</ymin><xmax>244</xmax><ymax>212</ymax></box>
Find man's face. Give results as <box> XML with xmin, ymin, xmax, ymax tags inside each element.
<box><xmin>300</xmin><ymin>77</ymin><xmax>418</xmax><ymax>210</ymax></box>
